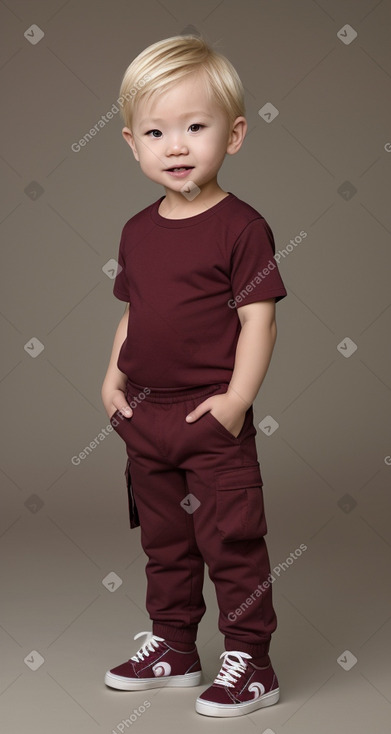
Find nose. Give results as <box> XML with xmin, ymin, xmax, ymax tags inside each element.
<box><xmin>164</xmin><ymin>134</ymin><xmax>189</xmax><ymax>157</ymax></box>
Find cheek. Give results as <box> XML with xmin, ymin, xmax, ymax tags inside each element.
<box><xmin>196</xmin><ymin>139</ymin><xmax>217</xmax><ymax>161</ymax></box>
<box><xmin>138</xmin><ymin>150</ymin><xmax>163</xmax><ymax>181</ymax></box>
<box><xmin>199</xmin><ymin>143</ymin><xmax>225</xmax><ymax>171</ymax></box>
<box><xmin>139</xmin><ymin>148</ymin><xmax>157</xmax><ymax>169</ymax></box>
<box><xmin>200</xmin><ymin>134</ymin><xmax>226</xmax><ymax>160</ymax></box>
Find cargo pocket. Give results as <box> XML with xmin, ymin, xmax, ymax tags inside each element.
<box><xmin>215</xmin><ymin>463</ymin><xmax>267</xmax><ymax>542</ymax></box>
<box><xmin>125</xmin><ymin>458</ymin><xmax>140</xmax><ymax>529</ymax></box>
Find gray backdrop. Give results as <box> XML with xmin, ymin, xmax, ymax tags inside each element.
<box><xmin>1</xmin><ymin>1</ymin><xmax>390</xmax><ymax>733</ymax></box>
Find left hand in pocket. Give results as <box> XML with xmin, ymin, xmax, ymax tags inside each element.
<box><xmin>185</xmin><ymin>392</ymin><xmax>247</xmax><ymax>438</ymax></box>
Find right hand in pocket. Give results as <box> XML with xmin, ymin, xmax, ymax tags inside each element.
<box><xmin>104</xmin><ymin>389</ymin><xmax>133</xmax><ymax>420</ymax></box>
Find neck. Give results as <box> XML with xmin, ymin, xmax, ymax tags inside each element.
<box><xmin>159</xmin><ymin>182</ymin><xmax>229</xmax><ymax>219</ymax></box>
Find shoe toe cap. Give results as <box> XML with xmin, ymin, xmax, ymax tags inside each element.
<box><xmin>108</xmin><ymin>660</ymin><xmax>135</xmax><ymax>678</ymax></box>
<box><xmin>199</xmin><ymin>685</ymin><xmax>232</xmax><ymax>704</ymax></box>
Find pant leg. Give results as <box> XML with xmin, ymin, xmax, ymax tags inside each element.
<box><xmin>110</xmin><ymin>393</ymin><xmax>206</xmax><ymax>645</ymax></box>
<box><xmin>179</xmin><ymin>386</ymin><xmax>277</xmax><ymax>659</ymax></box>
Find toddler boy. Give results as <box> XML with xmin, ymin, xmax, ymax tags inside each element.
<box><xmin>102</xmin><ymin>35</ymin><xmax>287</xmax><ymax>717</ymax></box>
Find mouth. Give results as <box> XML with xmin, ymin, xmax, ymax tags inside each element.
<box><xmin>165</xmin><ymin>166</ymin><xmax>194</xmax><ymax>172</ymax></box>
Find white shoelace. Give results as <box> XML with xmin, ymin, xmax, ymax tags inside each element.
<box><xmin>130</xmin><ymin>631</ymin><xmax>165</xmax><ymax>663</ymax></box>
<box><xmin>214</xmin><ymin>651</ymin><xmax>252</xmax><ymax>688</ymax></box>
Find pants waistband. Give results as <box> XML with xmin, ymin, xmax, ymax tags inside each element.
<box><xmin>125</xmin><ymin>379</ymin><xmax>227</xmax><ymax>404</ymax></box>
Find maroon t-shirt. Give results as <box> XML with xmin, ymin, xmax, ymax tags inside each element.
<box><xmin>113</xmin><ymin>192</ymin><xmax>287</xmax><ymax>389</ymax></box>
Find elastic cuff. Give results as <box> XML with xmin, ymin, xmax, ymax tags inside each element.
<box><xmin>224</xmin><ymin>637</ymin><xmax>270</xmax><ymax>659</ymax></box>
<box><xmin>152</xmin><ymin>622</ymin><xmax>197</xmax><ymax>645</ymax></box>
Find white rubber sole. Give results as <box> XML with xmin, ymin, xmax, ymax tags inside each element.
<box><xmin>104</xmin><ymin>669</ymin><xmax>202</xmax><ymax>691</ymax></box>
<box><xmin>195</xmin><ymin>687</ymin><xmax>280</xmax><ymax>717</ymax></box>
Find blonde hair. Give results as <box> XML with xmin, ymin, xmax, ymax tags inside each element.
<box><xmin>119</xmin><ymin>35</ymin><xmax>245</xmax><ymax>129</ymax></box>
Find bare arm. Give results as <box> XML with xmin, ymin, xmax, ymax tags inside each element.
<box><xmin>185</xmin><ymin>299</ymin><xmax>277</xmax><ymax>437</ymax></box>
<box><xmin>227</xmin><ymin>298</ymin><xmax>277</xmax><ymax>409</ymax></box>
<box><xmin>101</xmin><ymin>304</ymin><xmax>133</xmax><ymax>419</ymax></box>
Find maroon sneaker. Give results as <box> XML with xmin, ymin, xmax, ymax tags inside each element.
<box><xmin>195</xmin><ymin>650</ymin><xmax>279</xmax><ymax>717</ymax></box>
<box><xmin>104</xmin><ymin>631</ymin><xmax>202</xmax><ymax>690</ymax></box>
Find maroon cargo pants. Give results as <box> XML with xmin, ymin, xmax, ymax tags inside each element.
<box><xmin>110</xmin><ymin>379</ymin><xmax>277</xmax><ymax>658</ymax></box>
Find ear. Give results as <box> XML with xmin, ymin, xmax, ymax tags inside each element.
<box><xmin>226</xmin><ymin>116</ymin><xmax>247</xmax><ymax>155</ymax></box>
<box><xmin>122</xmin><ymin>127</ymin><xmax>139</xmax><ymax>162</ymax></box>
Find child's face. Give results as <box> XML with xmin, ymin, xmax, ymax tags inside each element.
<box><xmin>122</xmin><ymin>73</ymin><xmax>246</xmax><ymax>195</ymax></box>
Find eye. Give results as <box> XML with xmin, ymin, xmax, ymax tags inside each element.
<box><xmin>145</xmin><ymin>129</ymin><xmax>162</xmax><ymax>138</ymax></box>
<box><xmin>188</xmin><ymin>123</ymin><xmax>204</xmax><ymax>133</ymax></box>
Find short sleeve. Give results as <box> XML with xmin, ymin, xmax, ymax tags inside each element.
<box><xmin>230</xmin><ymin>218</ymin><xmax>287</xmax><ymax>306</ymax></box>
<box><xmin>112</xmin><ymin>226</ymin><xmax>130</xmax><ymax>302</ymax></box>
